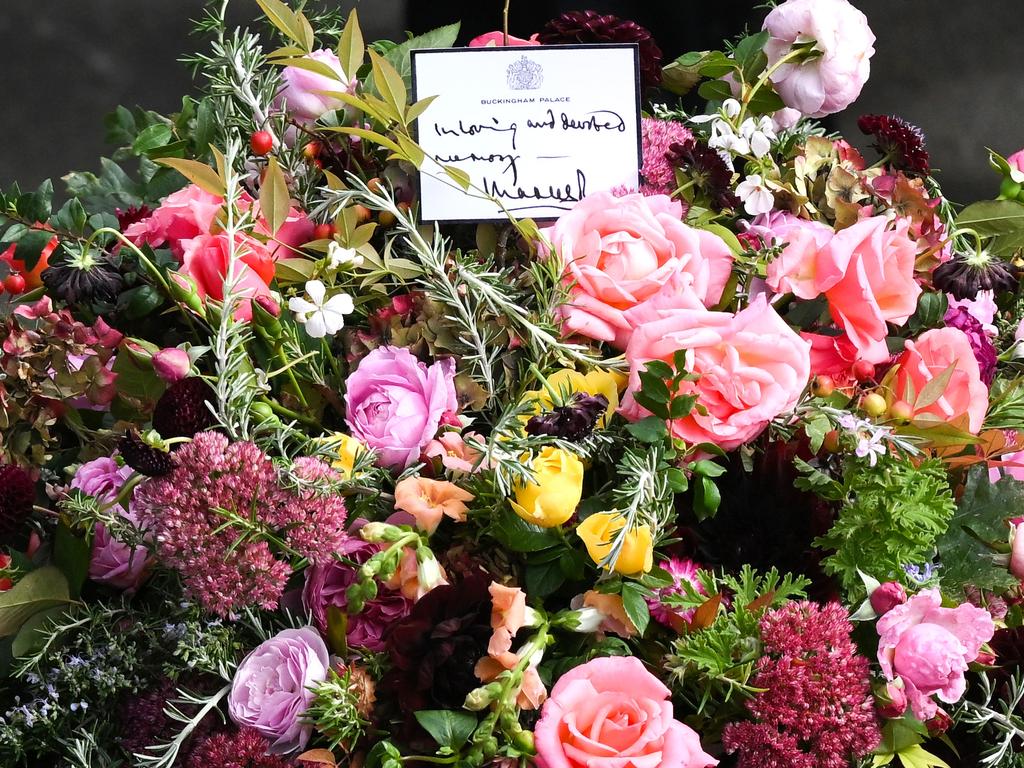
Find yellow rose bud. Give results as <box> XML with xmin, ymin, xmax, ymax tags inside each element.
<box><xmin>509</xmin><ymin>447</ymin><xmax>584</xmax><ymax>528</ymax></box>
<box><xmin>577</xmin><ymin>511</ymin><xmax>654</xmax><ymax>575</ymax></box>
<box><xmin>316</xmin><ymin>433</ymin><xmax>367</xmax><ymax>479</ymax></box>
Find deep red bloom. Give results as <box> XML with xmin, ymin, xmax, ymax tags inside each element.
<box><xmin>0</xmin><ymin>463</ymin><xmax>34</xmax><ymax>540</ymax></box>
<box><xmin>666</xmin><ymin>138</ymin><xmax>739</xmax><ymax>211</ymax></box>
<box><xmin>857</xmin><ymin>114</ymin><xmax>930</xmax><ymax>176</ymax></box>
<box><xmin>152</xmin><ymin>377</ymin><xmax>218</xmax><ymax>439</ymax></box>
<box><xmin>185</xmin><ymin>728</ymin><xmax>292</xmax><ymax>768</ymax></box>
<box><xmin>115</xmin><ymin>205</ymin><xmax>152</xmax><ymax>232</ymax></box>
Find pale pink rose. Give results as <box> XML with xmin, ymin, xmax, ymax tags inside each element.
<box><xmin>763</xmin><ymin>0</ymin><xmax>875</xmax><ymax>118</ymax></box>
<box><xmin>535</xmin><ymin>656</ymin><xmax>717</xmax><ymax>768</ymax></box>
<box><xmin>621</xmin><ymin>296</ymin><xmax>810</xmax><ymax>451</ymax></box>
<box><xmin>1010</xmin><ymin>519</ymin><xmax>1024</xmax><ymax>581</ymax></box>
<box><xmin>757</xmin><ymin>212</ymin><xmax>835</xmax><ymax>299</ymax></box>
<box><xmin>124</xmin><ymin>185</ymin><xmax>224</xmax><ymax>260</ymax></box>
<box><xmin>817</xmin><ymin>216</ymin><xmax>921</xmax><ymax>364</ymax></box>
<box><xmin>178</xmin><ymin>233</ymin><xmax>276</xmax><ymax>321</ymax></box>
<box><xmin>876</xmin><ymin>588</ymin><xmax>994</xmax><ymax>721</ymax></box>
<box><xmin>892</xmin><ymin>327</ymin><xmax>988</xmax><ymax>434</ymax></box>
<box><xmin>468</xmin><ymin>31</ymin><xmax>540</xmax><ymax>47</ymax></box>
<box><xmin>1008</xmin><ymin>149</ymin><xmax>1024</xmax><ymax>175</ymax></box>
<box><xmin>544</xmin><ymin>191</ymin><xmax>734</xmax><ymax>349</ymax></box>
<box><xmin>276</xmin><ymin>49</ymin><xmax>354</xmax><ymax>124</ymax></box>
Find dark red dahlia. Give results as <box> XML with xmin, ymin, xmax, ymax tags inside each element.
<box><xmin>152</xmin><ymin>377</ymin><xmax>217</xmax><ymax>440</ymax></box>
<box><xmin>537</xmin><ymin>11</ymin><xmax>662</xmax><ymax>89</ymax></box>
<box><xmin>185</xmin><ymin>728</ymin><xmax>291</xmax><ymax>768</ymax></box>
<box><xmin>857</xmin><ymin>114</ymin><xmax>931</xmax><ymax>176</ymax></box>
<box><xmin>118</xmin><ymin>431</ymin><xmax>175</xmax><ymax>477</ymax></box>
<box><xmin>666</xmin><ymin>138</ymin><xmax>740</xmax><ymax>211</ymax></box>
<box><xmin>115</xmin><ymin>204</ymin><xmax>151</xmax><ymax>232</ymax></box>
<box><xmin>0</xmin><ymin>463</ymin><xmax>34</xmax><ymax>540</ymax></box>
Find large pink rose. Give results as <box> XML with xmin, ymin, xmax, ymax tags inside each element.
<box><xmin>124</xmin><ymin>184</ymin><xmax>224</xmax><ymax>260</ymax></box>
<box><xmin>621</xmin><ymin>296</ymin><xmax>810</xmax><ymax>451</ymax></box>
<box><xmin>763</xmin><ymin>0</ymin><xmax>875</xmax><ymax>118</ymax></box>
<box><xmin>877</xmin><ymin>589</ymin><xmax>994</xmax><ymax>721</ymax></box>
<box><xmin>535</xmin><ymin>656</ymin><xmax>716</xmax><ymax>768</ymax></box>
<box><xmin>545</xmin><ymin>191</ymin><xmax>734</xmax><ymax>349</ymax></box>
<box><xmin>759</xmin><ymin>212</ymin><xmax>835</xmax><ymax>299</ymax></box>
<box><xmin>276</xmin><ymin>49</ymin><xmax>355</xmax><ymax>124</ymax></box>
<box><xmin>817</xmin><ymin>216</ymin><xmax>921</xmax><ymax>364</ymax></box>
<box><xmin>468</xmin><ymin>31</ymin><xmax>540</xmax><ymax>47</ymax></box>
<box><xmin>891</xmin><ymin>327</ymin><xmax>988</xmax><ymax>434</ymax></box>
<box><xmin>179</xmin><ymin>233</ymin><xmax>276</xmax><ymax>321</ymax></box>
<box><xmin>344</xmin><ymin>346</ymin><xmax>458</xmax><ymax>470</ymax></box>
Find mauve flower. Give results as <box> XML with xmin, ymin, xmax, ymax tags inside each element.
<box><xmin>228</xmin><ymin>627</ymin><xmax>329</xmax><ymax>754</ymax></box>
<box><xmin>301</xmin><ymin>538</ymin><xmax>412</xmax><ymax>652</ymax></box>
<box><xmin>276</xmin><ymin>49</ymin><xmax>355</xmax><ymax>124</ymax></box>
<box><xmin>647</xmin><ymin>557</ymin><xmax>706</xmax><ymax>629</ymax></box>
<box><xmin>344</xmin><ymin>346</ymin><xmax>458</xmax><ymax>470</ymax></box>
<box><xmin>762</xmin><ymin>0</ymin><xmax>875</xmax><ymax>118</ymax></box>
<box><xmin>152</xmin><ymin>348</ymin><xmax>191</xmax><ymax>383</ymax></box>
<box><xmin>876</xmin><ymin>588</ymin><xmax>995</xmax><ymax>720</ymax></box>
<box><xmin>944</xmin><ymin>305</ymin><xmax>998</xmax><ymax>385</ymax></box>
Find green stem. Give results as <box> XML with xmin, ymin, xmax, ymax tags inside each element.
<box><xmin>737</xmin><ymin>45</ymin><xmax>814</xmax><ymax>124</ymax></box>
<box><xmin>263</xmin><ymin>397</ymin><xmax>321</xmax><ymax>429</ymax></box>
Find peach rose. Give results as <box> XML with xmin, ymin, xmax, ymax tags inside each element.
<box><xmin>621</xmin><ymin>296</ymin><xmax>810</xmax><ymax>451</ymax></box>
<box><xmin>890</xmin><ymin>327</ymin><xmax>988</xmax><ymax>434</ymax></box>
<box><xmin>544</xmin><ymin>191</ymin><xmax>734</xmax><ymax>349</ymax></box>
<box><xmin>817</xmin><ymin>216</ymin><xmax>921</xmax><ymax>364</ymax></box>
<box><xmin>760</xmin><ymin>212</ymin><xmax>835</xmax><ymax>299</ymax></box>
<box><xmin>535</xmin><ymin>656</ymin><xmax>717</xmax><ymax>768</ymax></box>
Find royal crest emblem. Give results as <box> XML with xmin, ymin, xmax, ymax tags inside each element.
<box><xmin>506</xmin><ymin>55</ymin><xmax>543</xmax><ymax>90</ymax></box>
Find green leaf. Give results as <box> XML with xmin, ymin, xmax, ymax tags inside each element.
<box><xmin>16</xmin><ymin>179</ymin><xmax>53</xmax><ymax>222</ymax></box>
<box><xmin>0</xmin><ymin>567</ymin><xmax>72</xmax><ymax>637</ymax></box>
<box><xmin>383</xmin><ymin>23</ymin><xmax>461</xmax><ymax>89</ymax></box>
<box><xmin>7</xmin><ymin>228</ymin><xmax>55</xmax><ymax>273</ymax></box>
<box><xmin>625</xmin><ymin>415</ymin><xmax>668</xmax><ymax>444</ymax></box>
<box><xmin>642</xmin><ymin>360</ymin><xmax>674</xmax><ymax>380</ymax></box>
<box><xmin>413</xmin><ymin>710</ymin><xmax>478</xmax><ymax>750</ymax></box>
<box><xmin>325</xmin><ymin>604</ymin><xmax>348</xmax><ymax>656</ymax></box>
<box><xmin>661</xmin><ymin>50</ymin><xmax>732</xmax><ymax>96</ymax></box>
<box><xmin>733</xmin><ymin>30</ymin><xmax>770</xmax><ymax>82</ymax></box>
<box><xmin>746</xmin><ymin>86</ymin><xmax>785</xmax><ymax>116</ymax></box>
<box><xmin>52</xmin><ymin>198</ymin><xmax>89</xmax><ymax>236</ymax></box>
<box><xmin>621</xmin><ymin>582</ymin><xmax>650</xmax><ymax>635</ymax></box>
<box><xmin>254</xmin><ymin>0</ymin><xmax>311</xmax><ymax>51</ymax></box>
<box><xmin>259</xmin><ymin>156</ymin><xmax>291</xmax><ymax>236</ymax></box>
<box><xmin>697</xmin><ymin>79</ymin><xmax>732</xmax><ymax>104</ymax></box>
<box><xmin>443</xmin><ymin>165</ymin><xmax>471</xmax><ymax>190</ymax></box>
<box><xmin>54</xmin><ymin>523</ymin><xmax>91</xmax><ymax>598</ymax></box>
<box><xmin>526</xmin><ymin>558</ymin><xmax>566</xmax><ymax>597</ymax></box>
<box><xmin>11</xmin><ymin>605</ymin><xmax>67</xmax><ymax>659</ymax></box>
<box><xmin>370</xmin><ymin>49</ymin><xmax>408</xmax><ymax>116</ymax></box>
<box><xmin>111</xmin><ymin>347</ymin><xmax>167</xmax><ymax>407</ymax></box>
<box><xmin>153</xmin><ymin>157</ymin><xmax>224</xmax><ymax>196</ymax></box>
<box><xmin>804</xmin><ymin>413</ymin><xmax>831</xmax><ymax>453</ymax></box>
<box><xmin>914</xmin><ymin>363</ymin><xmax>956</xmax><ymax>410</ymax></box>
<box><xmin>132</xmin><ymin>123</ymin><xmax>173</xmax><ymax>156</ymax></box>
<box><xmin>695</xmin><ymin>475</ymin><xmax>722</xmax><ymax>520</ymax></box>
<box><xmin>490</xmin><ymin>507</ymin><xmax>561</xmax><ymax>552</ymax></box>
<box><xmin>337</xmin><ymin>8</ymin><xmax>364</xmax><ymax>80</ymax></box>
<box><xmin>955</xmin><ymin>199</ymin><xmax>1024</xmax><ymax>236</ymax></box>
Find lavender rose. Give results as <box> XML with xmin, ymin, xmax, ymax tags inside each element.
<box><xmin>227</xmin><ymin>627</ymin><xmax>329</xmax><ymax>754</ymax></box>
<box><xmin>344</xmin><ymin>346</ymin><xmax>458</xmax><ymax>469</ymax></box>
<box><xmin>302</xmin><ymin>538</ymin><xmax>412</xmax><ymax>652</ymax></box>
<box><xmin>276</xmin><ymin>49</ymin><xmax>354</xmax><ymax>124</ymax></box>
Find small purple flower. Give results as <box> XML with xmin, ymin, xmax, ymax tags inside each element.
<box><xmin>646</xmin><ymin>557</ymin><xmax>706</xmax><ymax>628</ymax></box>
<box><xmin>944</xmin><ymin>306</ymin><xmax>998</xmax><ymax>385</ymax></box>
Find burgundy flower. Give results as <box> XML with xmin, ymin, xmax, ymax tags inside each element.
<box><xmin>666</xmin><ymin>138</ymin><xmax>739</xmax><ymax>211</ymax></box>
<box><xmin>118</xmin><ymin>430</ymin><xmax>175</xmax><ymax>477</ymax></box>
<box><xmin>115</xmin><ymin>204</ymin><xmax>152</xmax><ymax>233</ymax></box>
<box><xmin>526</xmin><ymin>393</ymin><xmax>608</xmax><ymax>441</ymax></box>
<box><xmin>152</xmin><ymin>377</ymin><xmax>218</xmax><ymax>440</ymax></box>
<box><xmin>0</xmin><ymin>463</ymin><xmax>34</xmax><ymax>540</ymax></box>
<box><xmin>932</xmin><ymin>251</ymin><xmax>1020</xmax><ymax>300</ymax></box>
<box><xmin>944</xmin><ymin>306</ymin><xmax>998</xmax><ymax>385</ymax></box>
<box><xmin>537</xmin><ymin>11</ymin><xmax>662</xmax><ymax>89</ymax></box>
<box><xmin>185</xmin><ymin>728</ymin><xmax>292</xmax><ymax>768</ymax></box>
<box><xmin>857</xmin><ymin>114</ymin><xmax>930</xmax><ymax>177</ymax></box>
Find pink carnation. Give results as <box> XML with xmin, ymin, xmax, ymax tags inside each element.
<box><xmin>876</xmin><ymin>588</ymin><xmax>995</xmax><ymax>720</ymax></box>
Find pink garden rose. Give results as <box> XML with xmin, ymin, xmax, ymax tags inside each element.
<box><xmin>817</xmin><ymin>216</ymin><xmax>921</xmax><ymax>364</ymax></box>
<box><xmin>468</xmin><ymin>31</ymin><xmax>540</xmax><ymax>47</ymax></box>
<box><xmin>621</xmin><ymin>296</ymin><xmax>811</xmax><ymax>451</ymax></box>
<box><xmin>758</xmin><ymin>212</ymin><xmax>836</xmax><ymax>300</ymax></box>
<box><xmin>762</xmin><ymin>0</ymin><xmax>875</xmax><ymax>118</ymax></box>
<box><xmin>544</xmin><ymin>191</ymin><xmax>734</xmax><ymax>349</ymax></box>
<box><xmin>228</xmin><ymin>627</ymin><xmax>329</xmax><ymax>754</ymax></box>
<box><xmin>276</xmin><ymin>49</ymin><xmax>354</xmax><ymax>124</ymax></box>
<box><xmin>891</xmin><ymin>327</ymin><xmax>988</xmax><ymax>434</ymax></box>
<box><xmin>1008</xmin><ymin>149</ymin><xmax>1024</xmax><ymax>177</ymax></box>
<box><xmin>344</xmin><ymin>346</ymin><xmax>458</xmax><ymax>469</ymax></box>
<box><xmin>535</xmin><ymin>656</ymin><xmax>716</xmax><ymax>768</ymax></box>
<box><xmin>179</xmin><ymin>233</ymin><xmax>276</xmax><ymax>321</ymax></box>
<box><xmin>1009</xmin><ymin>517</ymin><xmax>1024</xmax><ymax>582</ymax></box>
<box><xmin>876</xmin><ymin>589</ymin><xmax>994</xmax><ymax>721</ymax></box>
<box><xmin>124</xmin><ymin>184</ymin><xmax>223</xmax><ymax>260</ymax></box>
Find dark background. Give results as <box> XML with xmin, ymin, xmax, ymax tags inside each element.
<box><xmin>3</xmin><ymin>0</ymin><xmax>1022</xmax><ymax>204</ymax></box>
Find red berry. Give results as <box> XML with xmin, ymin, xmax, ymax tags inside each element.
<box><xmin>3</xmin><ymin>274</ymin><xmax>26</xmax><ymax>295</ymax></box>
<box><xmin>852</xmin><ymin>359</ymin><xmax>876</xmax><ymax>382</ymax></box>
<box><xmin>250</xmin><ymin>130</ymin><xmax>273</xmax><ymax>156</ymax></box>
<box><xmin>0</xmin><ymin>578</ymin><xmax>11</xmax><ymax>592</ymax></box>
<box><xmin>811</xmin><ymin>375</ymin><xmax>835</xmax><ymax>398</ymax></box>
<box><xmin>303</xmin><ymin>141</ymin><xmax>322</xmax><ymax>160</ymax></box>
<box><xmin>313</xmin><ymin>223</ymin><xmax>335</xmax><ymax>241</ymax></box>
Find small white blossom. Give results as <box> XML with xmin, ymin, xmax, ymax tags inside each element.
<box><xmin>327</xmin><ymin>241</ymin><xmax>364</xmax><ymax>269</ymax></box>
<box><xmin>740</xmin><ymin>116</ymin><xmax>777</xmax><ymax>159</ymax></box>
<box><xmin>735</xmin><ymin>174</ymin><xmax>775</xmax><ymax>215</ymax></box>
<box><xmin>707</xmin><ymin>121</ymin><xmax>750</xmax><ymax>156</ymax></box>
<box><xmin>722</xmin><ymin>98</ymin><xmax>742</xmax><ymax>118</ymax></box>
<box><xmin>288</xmin><ymin>279</ymin><xmax>353</xmax><ymax>339</ymax></box>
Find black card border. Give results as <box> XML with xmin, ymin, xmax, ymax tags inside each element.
<box><xmin>409</xmin><ymin>43</ymin><xmax>643</xmax><ymax>225</ymax></box>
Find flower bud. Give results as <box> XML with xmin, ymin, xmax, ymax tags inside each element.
<box><xmin>463</xmin><ymin>682</ymin><xmax>503</xmax><ymax>711</ymax></box>
<box><xmin>251</xmin><ymin>294</ymin><xmax>283</xmax><ymax>339</ymax></box>
<box><xmin>168</xmin><ymin>272</ymin><xmax>205</xmax><ymax>315</ymax></box>
<box><xmin>869</xmin><ymin>581</ymin><xmax>907</xmax><ymax>615</ymax></box>
<box><xmin>925</xmin><ymin>709</ymin><xmax>953</xmax><ymax>737</ymax></box>
<box><xmin>359</xmin><ymin>522</ymin><xmax>401</xmax><ymax>543</ymax></box>
<box><xmin>152</xmin><ymin>348</ymin><xmax>191</xmax><ymax>383</ymax></box>
<box><xmin>562</xmin><ymin>607</ymin><xmax>604</xmax><ymax>633</ymax></box>
<box><xmin>416</xmin><ymin>551</ymin><xmax>447</xmax><ymax>594</ymax></box>
<box><xmin>875</xmin><ymin>680</ymin><xmax>907</xmax><ymax>719</ymax></box>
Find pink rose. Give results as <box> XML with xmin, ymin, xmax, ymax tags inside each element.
<box><xmin>124</xmin><ymin>184</ymin><xmax>224</xmax><ymax>260</ymax></box>
<box><xmin>228</xmin><ymin>627</ymin><xmax>329</xmax><ymax>754</ymax></box>
<box><xmin>344</xmin><ymin>346</ymin><xmax>458</xmax><ymax>469</ymax></box>
<box><xmin>876</xmin><ymin>589</ymin><xmax>994</xmax><ymax>720</ymax></box>
<box><xmin>535</xmin><ymin>656</ymin><xmax>716</xmax><ymax>768</ymax></box>
<box><xmin>544</xmin><ymin>191</ymin><xmax>734</xmax><ymax>349</ymax></box>
<box><xmin>891</xmin><ymin>327</ymin><xmax>988</xmax><ymax>434</ymax></box>
<box><xmin>763</xmin><ymin>0</ymin><xmax>875</xmax><ymax>118</ymax></box>
<box><xmin>758</xmin><ymin>212</ymin><xmax>835</xmax><ymax>299</ymax></box>
<box><xmin>468</xmin><ymin>31</ymin><xmax>540</xmax><ymax>47</ymax></box>
<box><xmin>621</xmin><ymin>296</ymin><xmax>811</xmax><ymax>451</ymax></box>
<box><xmin>152</xmin><ymin>347</ymin><xmax>191</xmax><ymax>383</ymax></box>
<box><xmin>179</xmin><ymin>233</ymin><xmax>276</xmax><ymax>321</ymax></box>
<box><xmin>1008</xmin><ymin>149</ymin><xmax>1024</xmax><ymax>176</ymax></box>
<box><xmin>1010</xmin><ymin>518</ymin><xmax>1024</xmax><ymax>581</ymax></box>
<box><xmin>276</xmin><ymin>49</ymin><xmax>354</xmax><ymax>124</ymax></box>
<box><xmin>817</xmin><ymin>216</ymin><xmax>921</xmax><ymax>364</ymax></box>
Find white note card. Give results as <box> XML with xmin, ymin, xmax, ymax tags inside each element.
<box><xmin>411</xmin><ymin>45</ymin><xmax>641</xmax><ymax>222</ymax></box>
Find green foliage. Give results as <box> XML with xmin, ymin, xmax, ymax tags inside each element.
<box><xmin>413</xmin><ymin>710</ymin><xmax>478</xmax><ymax>751</ymax></box>
<box><xmin>305</xmin><ymin>667</ymin><xmax>370</xmax><ymax>751</ymax></box>
<box><xmin>807</xmin><ymin>455</ymin><xmax>956</xmax><ymax>596</ymax></box>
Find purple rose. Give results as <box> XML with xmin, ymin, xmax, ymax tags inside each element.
<box><xmin>302</xmin><ymin>538</ymin><xmax>412</xmax><ymax>652</ymax></box>
<box><xmin>71</xmin><ymin>457</ymin><xmax>131</xmax><ymax>501</ymax></box>
<box><xmin>275</xmin><ymin>49</ymin><xmax>354</xmax><ymax>124</ymax></box>
<box><xmin>228</xmin><ymin>627</ymin><xmax>329</xmax><ymax>754</ymax></box>
<box><xmin>344</xmin><ymin>346</ymin><xmax>458</xmax><ymax>469</ymax></box>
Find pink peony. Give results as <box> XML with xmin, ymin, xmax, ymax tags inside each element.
<box><xmin>344</xmin><ymin>346</ymin><xmax>458</xmax><ymax>470</ymax></box>
<box><xmin>621</xmin><ymin>296</ymin><xmax>811</xmax><ymax>451</ymax></box>
<box><xmin>876</xmin><ymin>588</ymin><xmax>994</xmax><ymax>720</ymax></box>
<box><xmin>228</xmin><ymin>627</ymin><xmax>329</xmax><ymax>754</ymax></box>
<box><xmin>1008</xmin><ymin>149</ymin><xmax>1024</xmax><ymax>176</ymax></box>
<box><xmin>276</xmin><ymin>49</ymin><xmax>355</xmax><ymax>124</ymax></box>
<box><xmin>758</xmin><ymin>212</ymin><xmax>835</xmax><ymax>300</ymax></box>
<box><xmin>178</xmin><ymin>233</ymin><xmax>276</xmax><ymax>321</ymax></box>
<box><xmin>762</xmin><ymin>0</ymin><xmax>875</xmax><ymax>118</ymax></box>
<box><xmin>544</xmin><ymin>191</ymin><xmax>734</xmax><ymax>349</ymax></box>
<box><xmin>468</xmin><ymin>31</ymin><xmax>540</xmax><ymax>47</ymax></box>
<box><xmin>535</xmin><ymin>656</ymin><xmax>717</xmax><ymax>768</ymax></box>
<box><xmin>124</xmin><ymin>184</ymin><xmax>224</xmax><ymax>260</ymax></box>
<box><xmin>891</xmin><ymin>327</ymin><xmax>988</xmax><ymax>434</ymax></box>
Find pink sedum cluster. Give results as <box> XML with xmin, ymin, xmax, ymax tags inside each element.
<box><xmin>640</xmin><ymin>117</ymin><xmax>693</xmax><ymax>196</ymax></box>
<box><xmin>876</xmin><ymin>588</ymin><xmax>995</xmax><ymax>721</ymax></box>
<box><xmin>135</xmin><ymin>431</ymin><xmax>347</xmax><ymax>616</ymax></box>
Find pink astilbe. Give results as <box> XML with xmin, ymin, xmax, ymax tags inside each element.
<box><xmin>640</xmin><ymin>117</ymin><xmax>692</xmax><ymax>196</ymax></box>
<box><xmin>723</xmin><ymin>601</ymin><xmax>881</xmax><ymax>768</ymax></box>
<box><xmin>135</xmin><ymin>432</ymin><xmax>347</xmax><ymax>616</ymax></box>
